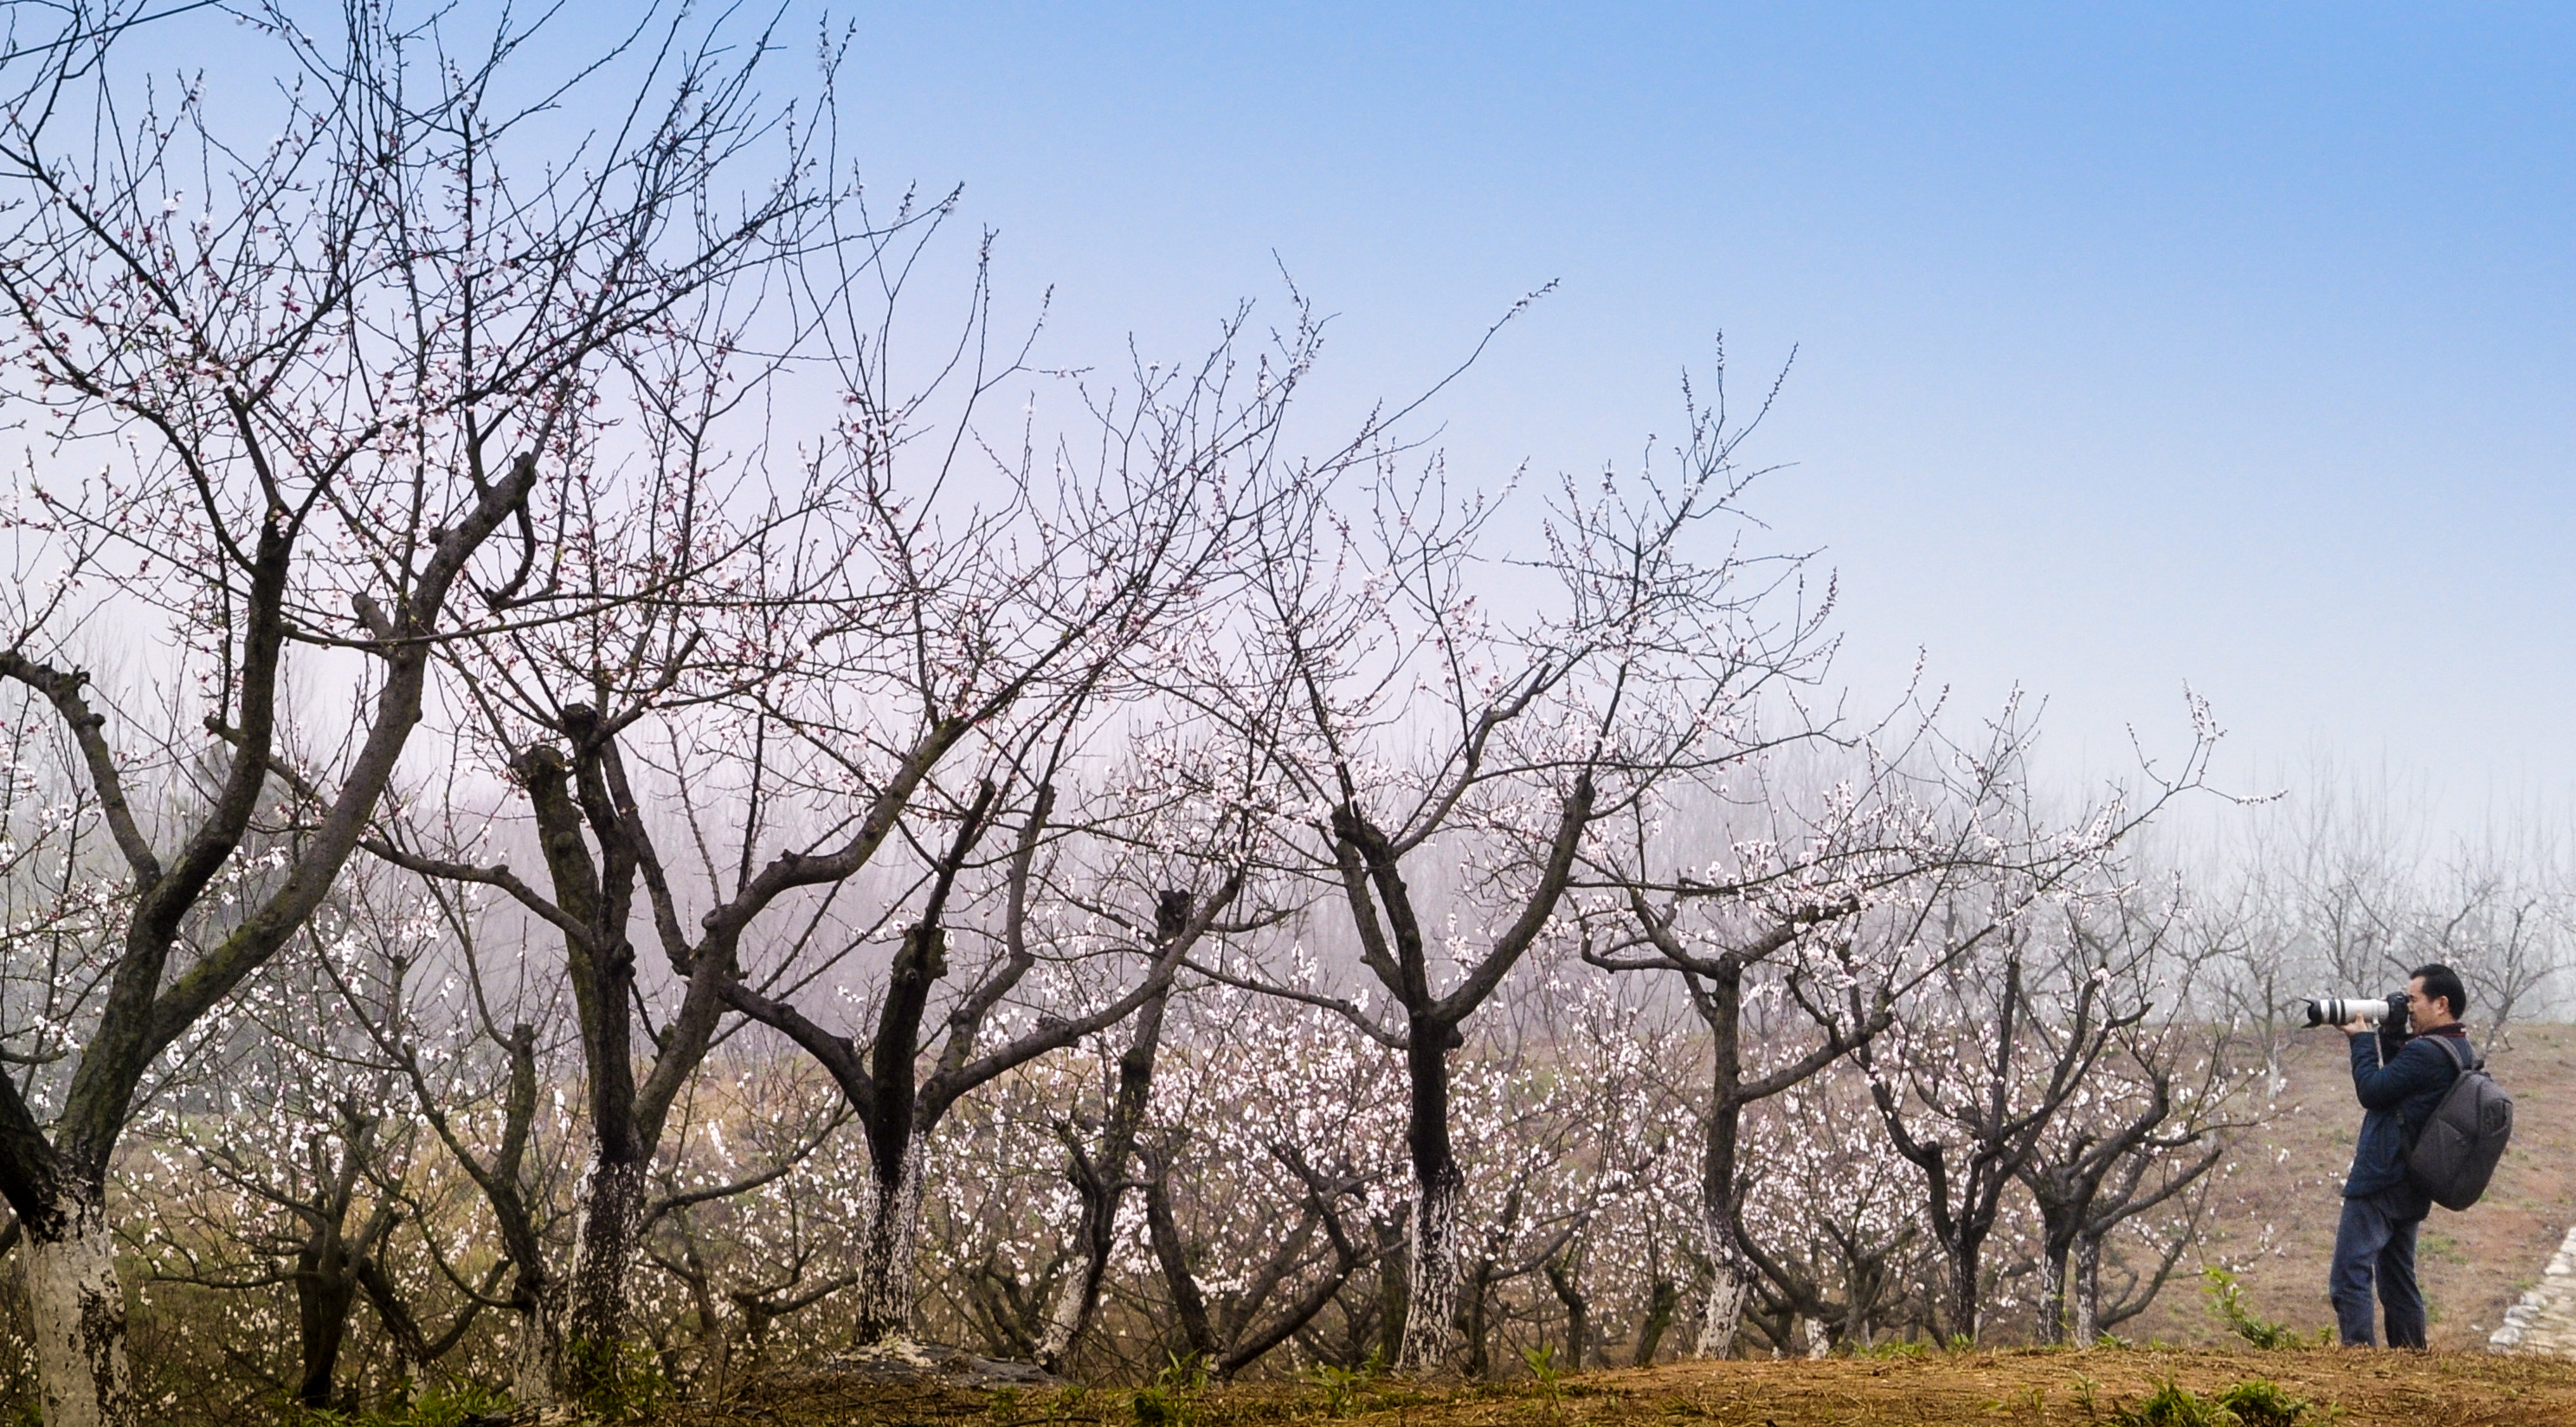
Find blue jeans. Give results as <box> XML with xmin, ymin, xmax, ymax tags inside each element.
<box><xmin>2331</xmin><ymin>1186</ymin><xmax>2427</xmax><ymax>1347</ymax></box>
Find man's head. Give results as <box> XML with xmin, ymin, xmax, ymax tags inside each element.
<box><xmin>2407</xmin><ymin>963</ymin><xmax>2467</xmax><ymax>1030</ymax></box>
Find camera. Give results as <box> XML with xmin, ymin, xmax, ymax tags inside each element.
<box><xmin>2302</xmin><ymin>992</ymin><xmax>2409</xmax><ymax>1033</ymax></box>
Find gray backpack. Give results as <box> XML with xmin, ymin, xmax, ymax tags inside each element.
<box><xmin>2406</xmin><ymin>1035</ymin><xmax>2513</xmax><ymax>1212</ymax></box>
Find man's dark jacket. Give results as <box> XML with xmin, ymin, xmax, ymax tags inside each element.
<box><xmin>2343</xmin><ymin>1023</ymin><xmax>2469</xmax><ymax>1204</ymax></box>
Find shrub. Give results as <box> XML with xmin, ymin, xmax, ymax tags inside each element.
<box><xmin>2112</xmin><ymin>1380</ymin><xmax>2233</xmax><ymax>1427</ymax></box>
<box><xmin>2200</xmin><ymin>1268</ymin><xmax>2327</xmax><ymax>1350</ymax></box>
<box><xmin>2215</xmin><ymin>1379</ymin><xmax>2313</xmax><ymax>1427</ymax></box>
<box><xmin>2109</xmin><ymin>1377</ymin><xmax>2315</xmax><ymax>1427</ymax></box>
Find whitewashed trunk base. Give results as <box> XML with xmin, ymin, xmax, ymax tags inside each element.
<box><xmin>512</xmin><ymin>1302</ymin><xmax>560</xmax><ymax>1411</ymax></box>
<box><xmin>1801</xmin><ymin>1316</ymin><xmax>1829</xmax><ymax>1359</ymax></box>
<box><xmin>565</xmin><ymin>1156</ymin><xmax>646</xmax><ymax>1360</ymax></box>
<box><xmin>2073</xmin><ymin>1236</ymin><xmax>2103</xmax><ymax>1345</ymax></box>
<box><xmin>29</xmin><ymin>1199</ymin><xmax>134</xmax><ymax>1427</ymax></box>
<box><xmin>1035</xmin><ymin>1254</ymin><xmax>1102</xmax><ymax>1368</ymax></box>
<box><xmin>853</xmin><ymin>1135</ymin><xmax>929</xmax><ymax>1347</ymax></box>
<box><xmin>1395</xmin><ymin>1179</ymin><xmax>1461</xmax><ymax>1375</ymax></box>
<box><xmin>1037</xmin><ymin>1186</ymin><xmax>1131</xmax><ymax>1367</ymax></box>
<box><xmin>1693</xmin><ymin>1205</ymin><xmax>1748</xmax><ymax>1360</ymax></box>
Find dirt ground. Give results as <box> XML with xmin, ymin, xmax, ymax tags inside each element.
<box><xmin>669</xmin><ymin>1348</ymin><xmax>2576</xmax><ymax>1426</ymax></box>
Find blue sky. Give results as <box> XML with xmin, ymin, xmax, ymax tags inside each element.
<box><xmin>813</xmin><ymin>3</ymin><xmax>2576</xmax><ymax>809</ymax></box>
<box><xmin>181</xmin><ymin>4</ymin><xmax>2576</xmax><ymax>808</ymax></box>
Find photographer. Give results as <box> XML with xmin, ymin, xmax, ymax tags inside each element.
<box><xmin>2331</xmin><ymin>963</ymin><xmax>2471</xmax><ymax>1349</ymax></box>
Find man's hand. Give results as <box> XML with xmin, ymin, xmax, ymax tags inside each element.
<box><xmin>2341</xmin><ymin>1019</ymin><xmax>2373</xmax><ymax>1037</ymax></box>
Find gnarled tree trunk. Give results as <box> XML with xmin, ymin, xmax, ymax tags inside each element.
<box><xmin>26</xmin><ymin>1191</ymin><xmax>130</xmax><ymax>1427</ymax></box>
<box><xmin>1940</xmin><ymin>1232</ymin><xmax>1987</xmax><ymax>1346</ymax></box>
<box><xmin>1693</xmin><ymin>1247</ymin><xmax>1749</xmax><ymax>1359</ymax></box>
<box><xmin>1632</xmin><ymin>1275</ymin><xmax>1680</xmax><ymax>1366</ymax></box>
<box><xmin>1035</xmin><ymin>929</ymin><xmax>1177</xmax><ymax>1371</ymax></box>
<box><xmin>512</xmin><ymin>1298</ymin><xmax>562</xmax><ymax>1408</ymax></box>
<box><xmin>562</xmin><ymin>1151</ymin><xmax>650</xmax><ymax>1385</ymax></box>
<box><xmin>1395</xmin><ymin>1163</ymin><xmax>1463</xmax><ymax>1372</ymax></box>
<box><xmin>1691</xmin><ymin>1049</ymin><xmax>1751</xmax><ymax>1360</ymax></box>
<box><xmin>291</xmin><ymin>1202</ymin><xmax>396</xmax><ymax>1410</ymax></box>
<box><xmin>853</xmin><ymin>1132</ymin><xmax>931</xmax><ymax>1346</ymax></box>
<box><xmin>2072</xmin><ymin>1233</ymin><xmax>2103</xmax><ymax>1344</ymax></box>
<box><xmin>1323</xmin><ymin>782</ymin><xmax>1594</xmax><ymax>1379</ymax></box>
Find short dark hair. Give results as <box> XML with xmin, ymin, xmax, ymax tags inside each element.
<box><xmin>2411</xmin><ymin>963</ymin><xmax>2468</xmax><ymax>1019</ymax></box>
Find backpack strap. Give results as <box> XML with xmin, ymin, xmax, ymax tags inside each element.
<box><xmin>2401</xmin><ymin>1035</ymin><xmax>2476</xmax><ymax>1157</ymax></box>
<box><xmin>2425</xmin><ymin>1032</ymin><xmax>2480</xmax><ymax>1075</ymax></box>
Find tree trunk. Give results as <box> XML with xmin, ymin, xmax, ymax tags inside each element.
<box><xmin>1691</xmin><ymin>960</ymin><xmax>1750</xmax><ymax>1360</ymax></box>
<box><xmin>1543</xmin><ymin>1257</ymin><xmax>1587</xmax><ymax>1369</ymax></box>
<box><xmin>2035</xmin><ymin>1242</ymin><xmax>2070</xmax><ymax>1347</ymax></box>
<box><xmin>292</xmin><ymin>1165</ymin><xmax>395</xmax><ymax>1412</ymax></box>
<box><xmin>1142</xmin><ymin>1165</ymin><xmax>1217</xmax><ymax>1364</ymax></box>
<box><xmin>1393</xmin><ymin>1016</ymin><xmax>1466</xmax><ymax>1376</ymax></box>
<box><xmin>691</xmin><ymin>1285</ymin><xmax>736</xmax><ymax>1404</ymax></box>
<box><xmin>512</xmin><ymin>1298</ymin><xmax>561</xmax><ymax>1409</ymax></box>
<box><xmin>28</xmin><ymin>1189</ymin><xmax>132</xmax><ymax>1427</ymax></box>
<box><xmin>563</xmin><ymin>1151</ymin><xmax>648</xmax><ymax>1395</ymax></box>
<box><xmin>1396</xmin><ymin>1168</ymin><xmax>1462</xmax><ymax>1373</ymax></box>
<box><xmin>1374</xmin><ymin>1213</ymin><xmax>1407</xmax><ymax>1367</ymax></box>
<box><xmin>1034</xmin><ymin>1213</ymin><xmax>1110</xmax><ymax>1372</ymax></box>
<box><xmin>1942</xmin><ymin>1237</ymin><xmax>1982</xmax><ymax>1346</ymax></box>
<box><xmin>2021</xmin><ymin>1179</ymin><xmax>2083</xmax><ymax>1347</ymax></box>
<box><xmin>1035</xmin><ymin>923</ymin><xmax>1176</xmax><ymax>1371</ymax></box>
<box><xmin>360</xmin><ymin>1261</ymin><xmax>427</xmax><ymax>1390</ymax></box>
<box><xmin>1631</xmin><ymin>1276</ymin><xmax>1678</xmax><ymax>1366</ymax></box>
<box><xmin>2073</xmin><ymin>1232</ymin><xmax>2104</xmax><ymax>1344</ymax></box>
<box><xmin>507</xmin><ymin>724</ymin><xmax>736</xmax><ymax>1402</ymax></box>
<box><xmin>357</xmin><ymin>1249</ymin><xmax>490</xmax><ymax>1389</ymax></box>
<box><xmin>1326</xmin><ymin>785</ymin><xmax>1592</xmax><ymax>1379</ymax></box>
<box><xmin>853</xmin><ymin>1132</ymin><xmax>930</xmax><ymax>1346</ymax></box>
<box><xmin>1692</xmin><ymin>1228</ymin><xmax>1749</xmax><ymax>1359</ymax></box>
<box><xmin>1462</xmin><ymin>1262</ymin><xmax>1497</xmax><ymax>1380</ymax></box>
<box><xmin>293</xmin><ymin>1233</ymin><xmax>360</xmax><ymax>1409</ymax></box>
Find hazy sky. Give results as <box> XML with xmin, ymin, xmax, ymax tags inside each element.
<box><xmin>167</xmin><ymin>3</ymin><xmax>2576</xmax><ymax>812</ymax></box>
<box><xmin>799</xmin><ymin>3</ymin><xmax>2576</xmax><ymax>813</ymax></box>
